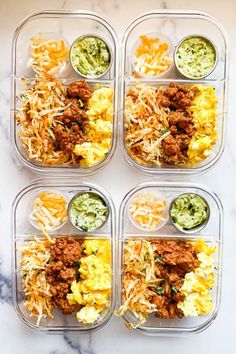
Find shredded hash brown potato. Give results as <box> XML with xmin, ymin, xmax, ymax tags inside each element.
<box><xmin>16</xmin><ymin>75</ymin><xmax>71</xmax><ymax>165</ymax></box>
<box><xmin>125</xmin><ymin>84</ymin><xmax>170</xmax><ymax>166</ymax></box>
<box><xmin>19</xmin><ymin>238</ymin><xmax>54</xmax><ymax>325</ymax></box>
<box><xmin>116</xmin><ymin>240</ymin><xmax>158</xmax><ymax>327</ymax></box>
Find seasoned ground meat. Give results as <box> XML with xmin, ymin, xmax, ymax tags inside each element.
<box><xmin>46</xmin><ymin>237</ymin><xmax>84</xmax><ymax>315</ymax></box>
<box><xmin>54</xmin><ymin>97</ymin><xmax>89</xmax><ymax>158</ymax></box>
<box><xmin>151</xmin><ymin>240</ymin><xmax>199</xmax><ymax>319</ymax></box>
<box><xmin>52</xmin><ymin>80</ymin><xmax>93</xmax><ymax>164</ymax></box>
<box><xmin>67</xmin><ymin>79</ymin><xmax>93</xmax><ymax>101</ymax></box>
<box><xmin>158</xmin><ymin>83</ymin><xmax>198</xmax><ymax>110</ymax></box>
<box><xmin>158</xmin><ymin>83</ymin><xmax>198</xmax><ymax>164</ymax></box>
<box><xmin>63</xmin><ymin>99</ymin><xmax>88</xmax><ymax>125</ymax></box>
<box><xmin>154</xmin><ymin>240</ymin><xmax>199</xmax><ymax>271</ymax></box>
<box><xmin>54</xmin><ymin>124</ymin><xmax>86</xmax><ymax>156</ymax></box>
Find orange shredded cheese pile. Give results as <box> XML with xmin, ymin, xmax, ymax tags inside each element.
<box><xmin>28</xmin><ymin>34</ymin><xmax>69</xmax><ymax>75</ymax></box>
<box><xmin>30</xmin><ymin>191</ymin><xmax>67</xmax><ymax>230</ymax></box>
<box><xmin>129</xmin><ymin>191</ymin><xmax>167</xmax><ymax>231</ymax></box>
<box><xmin>133</xmin><ymin>35</ymin><xmax>173</xmax><ymax>77</ymax></box>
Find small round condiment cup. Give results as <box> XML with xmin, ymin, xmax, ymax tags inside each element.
<box><xmin>131</xmin><ymin>32</ymin><xmax>174</xmax><ymax>79</ymax></box>
<box><xmin>69</xmin><ymin>34</ymin><xmax>113</xmax><ymax>79</ymax></box>
<box><xmin>28</xmin><ymin>32</ymin><xmax>71</xmax><ymax>78</ymax></box>
<box><xmin>28</xmin><ymin>189</ymin><xmax>69</xmax><ymax>231</ymax></box>
<box><xmin>128</xmin><ymin>190</ymin><xmax>169</xmax><ymax>232</ymax></box>
<box><xmin>174</xmin><ymin>34</ymin><xmax>218</xmax><ymax>80</ymax></box>
<box><xmin>169</xmin><ymin>193</ymin><xmax>210</xmax><ymax>234</ymax></box>
<box><xmin>68</xmin><ymin>191</ymin><xmax>109</xmax><ymax>232</ymax></box>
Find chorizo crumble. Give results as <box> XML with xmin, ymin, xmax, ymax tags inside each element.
<box><xmin>46</xmin><ymin>237</ymin><xmax>84</xmax><ymax>314</ymax></box>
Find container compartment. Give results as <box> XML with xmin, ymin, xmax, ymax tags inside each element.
<box><xmin>12</xmin><ymin>179</ymin><xmax>116</xmax><ymax>334</ymax></box>
<box><xmin>117</xmin><ymin>181</ymin><xmax>223</xmax><ymax>335</ymax></box>
<box><xmin>121</xmin><ymin>10</ymin><xmax>228</xmax><ymax>175</ymax></box>
<box><xmin>11</xmin><ymin>10</ymin><xmax>118</xmax><ymax>175</ymax></box>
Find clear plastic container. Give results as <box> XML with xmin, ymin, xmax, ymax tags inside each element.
<box><xmin>120</xmin><ymin>10</ymin><xmax>229</xmax><ymax>175</ymax></box>
<box><xmin>117</xmin><ymin>181</ymin><xmax>223</xmax><ymax>335</ymax></box>
<box><xmin>11</xmin><ymin>10</ymin><xmax>118</xmax><ymax>175</ymax></box>
<box><xmin>12</xmin><ymin>178</ymin><xmax>116</xmax><ymax>334</ymax></box>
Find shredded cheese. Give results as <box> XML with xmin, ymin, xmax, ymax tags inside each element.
<box><xmin>30</xmin><ymin>191</ymin><xmax>67</xmax><ymax>231</ymax></box>
<box><xmin>133</xmin><ymin>35</ymin><xmax>173</xmax><ymax>77</ymax></box>
<box><xmin>28</xmin><ymin>34</ymin><xmax>69</xmax><ymax>75</ymax></box>
<box><xmin>129</xmin><ymin>191</ymin><xmax>167</xmax><ymax>231</ymax></box>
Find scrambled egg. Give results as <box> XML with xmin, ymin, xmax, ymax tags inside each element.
<box><xmin>74</xmin><ymin>139</ymin><xmax>111</xmax><ymax>167</ymax></box>
<box><xmin>73</xmin><ymin>87</ymin><xmax>113</xmax><ymax>167</ymax></box>
<box><xmin>67</xmin><ymin>240</ymin><xmax>111</xmax><ymax>324</ymax></box>
<box><xmin>177</xmin><ymin>239</ymin><xmax>215</xmax><ymax>317</ymax></box>
<box><xmin>188</xmin><ymin>85</ymin><xmax>218</xmax><ymax>165</ymax></box>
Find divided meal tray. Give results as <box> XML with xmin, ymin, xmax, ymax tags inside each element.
<box><xmin>11</xmin><ymin>10</ymin><xmax>118</xmax><ymax>175</ymax></box>
<box><xmin>120</xmin><ymin>10</ymin><xmax>228</xmax><ymax>175</ymax></box>
<box><xmin>117</xmin><ymin>181</ymin><xmax>223</xmax><ymax>335</ymax></box>
<box><xmin>12</xmin><ymin>179</ymin><xmax>116</xmax><ymax>334</ymax></box>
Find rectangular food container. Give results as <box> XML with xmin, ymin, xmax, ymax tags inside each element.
<box><xmin>11</xmin><ymin>10</ymin><xmax>118</xmax><ymax>175</ymax></box>
<box><xmin>12</xmin><ymin>178</ymin><xmax>116</xmax><ymax>334</ymax></box>
<box><xmin>120</xmin><ymin>10</ymin><xmax>229</xmax><ymax>175</ymax></box>
<box><xmin>117</xmin><ymin>181</ymin><xmax>223</xmax><ymax>335</ymax></box>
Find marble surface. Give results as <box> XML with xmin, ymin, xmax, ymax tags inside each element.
<box><xmin>0</xmin><ymin>0</ymin><xmax>236</xmax><ymax>353</ymax></box>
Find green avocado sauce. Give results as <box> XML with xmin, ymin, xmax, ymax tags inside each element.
<box><xmin>69</xmin><ymin>192</ymin><xmax>108</xmax><ymax>232</ymax></box>
<box><xmin>70</xmin><ymin>36</ymin><xmax>111</xmax><ymax>78</ymax></box>
<box><xmin>170</xmin><ymin>193</ymin><xmax>208</xmax><ymax>230</ymax></box>
<box><xmin>176</xmin><ymin>36</ymin><xmax>216</xmax><ymax>78</ymax></box>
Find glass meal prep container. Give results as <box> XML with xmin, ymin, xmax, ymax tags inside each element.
<box><xmin>12</xmin><ymin>179</ymin><xmax>116</xmax><ymax>334</ymax></box>
<box><xmin>11</xmin><ymin>10</ymin><xmax>118</xmax><ymax>175</ymax></box>
<box><xmin>117</xmin><ymin>181</ymin><xmax>223</xmax><ymax>335</ymax></box>
<box><xmin>120</xmin><ymin>10</ymin><xmax>229</xmax><ymax>175</ymax></box>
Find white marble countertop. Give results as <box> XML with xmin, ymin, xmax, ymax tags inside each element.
<box><xmin>0</xmin><ymin>0</ymin><xmax>236</xmax><ymax>353</ymax></box>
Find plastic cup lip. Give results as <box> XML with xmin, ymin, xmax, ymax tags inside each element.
<box><xmin>28</xmin><ymin>189</ymin><xmax>69</xmax><ymax>231</ymax></box>
<box><xmin>69</xmin><ymin>34</ymin><xmax>113</xmax><ymax>79</ymax></box>
<box><xmin>169</xmin><ymin>192</ymin><xmax>210</xmax><ymax>234</ymax></box>
<box><xmin>28</xmin><ymin>32</ymin><xmax>71</xmax><ymax>77</ymax></box>
<box><xmin>68</xmin><ymin>191</ymin><xmax>109</xmax><ymax>232</ymax></box>
<box><xmin>131</xmin><ymin>32</ymin><xmax>174</xmax><ymax>79</ymax></box>
<box><xmin>174</xmin><ymin>34</ymin><xmax>218</xmax><ymax>80</ymax></box>
<box><xmin>127</xmin><ymin>189</ymin><xmax>169</xmax><ymax>232</ymax></box>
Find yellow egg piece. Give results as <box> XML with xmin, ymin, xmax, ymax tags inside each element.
<box><xmin>67</xmin><ymin>240</ymin><xmax>111</xmax><ymax>324</ymax></box>
<box><xmin>177</xmin><ymin>239</ymin><xmax>215</xmax><ymax>317</ymax></box>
